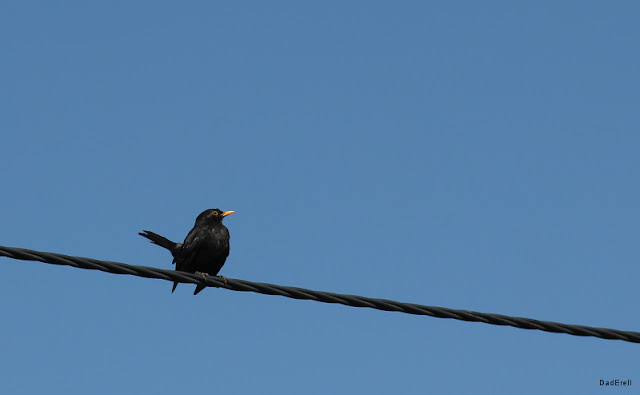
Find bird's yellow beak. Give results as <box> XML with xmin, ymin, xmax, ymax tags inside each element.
<box><xmin>221</xmin><ymin>211</ymin><xmax>235</xmax><ymax>217</ymax></box>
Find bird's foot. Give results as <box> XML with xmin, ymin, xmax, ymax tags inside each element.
<box><xmin>218</xmin><ymin>275</ymin><xmax>229</xmax><ymax>286</ymax></box>
<box><xmin>195</xmin><ymin>271</ymin><xmax>210</xmax><ymax>280</ymax></box>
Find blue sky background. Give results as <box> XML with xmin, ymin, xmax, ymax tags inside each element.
<box><xmin>1</xmin><ymin>2</ymin><xmax>638</xmax><ymax>394</ymax></box>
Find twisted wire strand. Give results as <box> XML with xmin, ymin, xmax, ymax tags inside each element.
<box><xmin>1</xmin><ymin>245</ymin><xmax>638</xmax><ymax>344</ymax></box>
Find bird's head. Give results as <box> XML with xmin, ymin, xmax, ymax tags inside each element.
<box><xmin>195</xmin><ymin>208</ymin><xmax>234</xmax><ymax>225</ymax></box>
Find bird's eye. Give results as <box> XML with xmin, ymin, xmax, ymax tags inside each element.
<box><xmin>211</xmin><ymin>211</ymin><xmax>218</xmax><ymax>216</ymax></box>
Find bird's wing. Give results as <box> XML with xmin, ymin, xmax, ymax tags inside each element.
<box><xmin>175</xmin><ymin>227</ymin><xmax>207</xmax><ymax>271</ymax></box>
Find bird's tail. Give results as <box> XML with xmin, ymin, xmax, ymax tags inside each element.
<box><xmin>139</xmin><ymin>230</ymin><xmax>179</xmax><ymax>254</ymax></box>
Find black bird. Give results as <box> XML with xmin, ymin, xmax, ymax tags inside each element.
<box><xmin>139</xmin><ymin>208</ymin><xmax>234</xmax><ymax>295</ymax></box>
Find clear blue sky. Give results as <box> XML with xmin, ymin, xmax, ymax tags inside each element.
<box><xmin>2</xmin><ymin>2</ymin><xmax>638</xmax><ymax>394</ymax></box>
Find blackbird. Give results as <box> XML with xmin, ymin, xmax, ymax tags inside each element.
<box><xmin>139</xmin><ymin>208</ymin><xmax>234</xmax><ymax>295</ymax></box>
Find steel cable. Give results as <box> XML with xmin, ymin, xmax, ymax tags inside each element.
<box><xmin>1</xmin><ymin>245</ymin><xmax>638</xmax><ymax>344</ymax></box>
